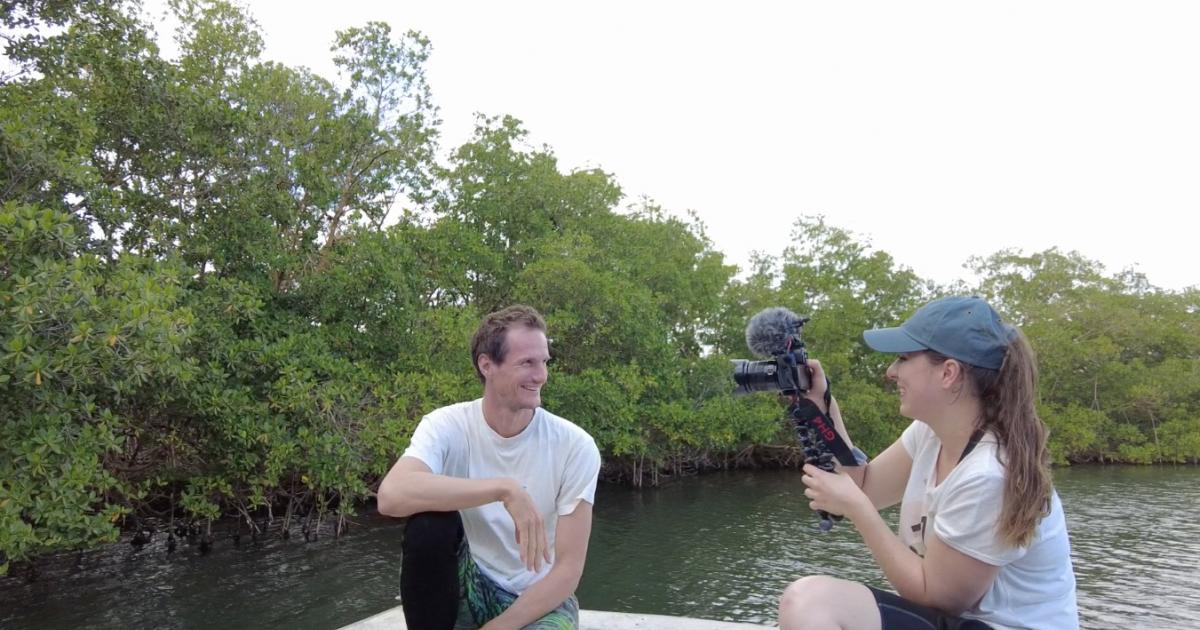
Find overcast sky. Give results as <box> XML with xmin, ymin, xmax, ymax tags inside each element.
<box><xmin>150</xmin><ymin>1</ymin><xmax>1199</xmax><ymax>291</ymax></box>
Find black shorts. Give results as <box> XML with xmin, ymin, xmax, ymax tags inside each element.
<box><xmin>868</xmin><ymin>587</ymin><xmax>993</xmax><ymax>630</ymax></box>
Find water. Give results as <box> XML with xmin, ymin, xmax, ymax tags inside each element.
<box><xmin>1052</xmin><ymin>467</ymin><xmax>1200</xmax><ymax>628</ymax></box>
<box><xmin>2</xmin><ymin>466</ymin><xmax>1197</xmax><ymax>629</ymax></box>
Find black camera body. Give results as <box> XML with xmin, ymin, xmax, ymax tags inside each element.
<box><xmin>731</xmin><ymin>351</ymin><xmax>812</xmax><ymax>395</ymax></box>
<box><xmin>731</xmin><ymin>308</ymin><xmax>859</xmax><ymax>532</ymax></box>
<box><xmin>731</xmin><ymin>311</ymin><xmax>811</xmax><ymax>395</ymax></box>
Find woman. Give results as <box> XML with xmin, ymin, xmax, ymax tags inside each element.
<box><xmin>778</xmin><ymin>296</ymin><xmax>1078</xmax><ymax>630</ymax></box>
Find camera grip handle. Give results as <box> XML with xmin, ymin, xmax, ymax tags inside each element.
<box><xmin>790</xmin><ymin>398</ymin><xmax>858</xmax><ymax>532</ymax></box>
<box><xmin>791</xmin><ymin>398</ymin><xmax>858</xmax><ymax>467</ymax></box>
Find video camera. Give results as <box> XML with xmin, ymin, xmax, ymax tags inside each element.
<box><xmin>731</xmin><ymin>308</ymin><xmax>812</xmax><ymax>395</ymax></box>
<box><xmin>731</xmin><ymin>307</ymin><xmax>859</xmax><ymax>532</ymax></box>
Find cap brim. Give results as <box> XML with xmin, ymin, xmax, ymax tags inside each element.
<box><xmin>862</xmin><ymin>327</ymin><xmax>928</xmax><ymax>353</ymax></box>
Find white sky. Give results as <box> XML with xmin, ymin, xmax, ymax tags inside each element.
<box><xmin>150</xmin><ymin>1</ymin><xmax>1200</xmax><ymax>291</ymax></box>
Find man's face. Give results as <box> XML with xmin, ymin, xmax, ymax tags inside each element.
<box><xmin>480</xmin><ymin>326</ymin><xmax>550</xmax><ymax>414</ymax></box>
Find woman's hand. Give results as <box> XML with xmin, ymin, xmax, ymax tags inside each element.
<box><xmin>803</xmin><ymin>359</ymin><xmax>829</xmax><ymax>413</ymax></box>
<box><xmin>801</xmin><ymin>463</ymin><xmax>872</xmax><ymax>521</ymax></box>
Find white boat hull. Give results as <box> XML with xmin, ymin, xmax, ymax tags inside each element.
<box><xmin>340</xmin><ymin>606</ymin><xmax>775</xmax><ymax>629</ymax></box>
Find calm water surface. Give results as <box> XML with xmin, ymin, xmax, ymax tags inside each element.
<box><xmin>2</xmin><ymin>466</ymin><xmax>1197</xmax><ymax>629</ymax></box>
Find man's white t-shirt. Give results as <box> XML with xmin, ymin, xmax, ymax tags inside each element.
<box><xmin>899</xmin><ymin>421</ymin><xmax>1079</xmax><ymax>630</ymax></box>
<box><xmin>403</xmin><ymin>399</ymin><xmax>601</xmax><ymax>594</ymax></box>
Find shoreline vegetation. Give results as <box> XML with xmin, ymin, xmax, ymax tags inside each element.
<box><xmin>3</xmin><ymin>1</ymin><xmax>1198</xmax><ymax>574</ymax></box>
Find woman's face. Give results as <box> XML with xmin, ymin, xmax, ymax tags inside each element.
<box><xmin>886</xmin><ymin>351</ymin><xmax>948</xmax><ymax>419</ymax></box>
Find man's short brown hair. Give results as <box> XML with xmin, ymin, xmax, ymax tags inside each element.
<box><xmin>471</xmin><ymin>305</ymin><xmax>548</xmax><ymax>383</ymax></box>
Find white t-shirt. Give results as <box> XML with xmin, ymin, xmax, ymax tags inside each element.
<box><xmin>899</xmin><ymin>421</ymin><xmax>1079</xmax><ymax>630</ymax></box>
<box><xmin>403</xmin><ymin>399</ymin><xmax>601</xmax><ymax>594</ymax></box>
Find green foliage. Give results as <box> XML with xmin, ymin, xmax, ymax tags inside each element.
<box><xmin>0</xmin><ymin>203</ymin><xmax>193</xmax><ymax>567</ymax></box>
<box><xmin>1040</xmin><ymin>402</ymin><xmax>1109</xmax><ymax>464</ymax></box>
<box><xmin>708</xmin><ymin>216</ymin><xmax>933</xmax><ymax>455</ymax></box>
<box><xmin>436</xmin><ymin>114</ymin><xmax>624</xmax><ymax>312</ymax></box>
<box><xmin>971</xmin><ymin>249</ymin><xmax>1200</xmax><ymax>463</ymax></box>
<box><xmin>0</xmin><ymin>0</ymin><xmax>448</xmax><ymax>570</ymax></box>
<box><xmin>2</xmin><ymin>0</ymin><xmax>1198</xmax><ymax>572</ymax></box>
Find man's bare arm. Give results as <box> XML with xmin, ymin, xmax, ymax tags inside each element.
<box><xmin>378</xmin><ymin>456</ymin><xmax>517</xmax><ymax>516</ymax></box>
<box><xmin>377</xmin><ymin>456</ymin><xmax>550</xmax><ymax>570</ymax></box>
<box><xmin>481</xmin><ymin>501</ymin><xmax>593</xmax><ymax>630</ymax></box>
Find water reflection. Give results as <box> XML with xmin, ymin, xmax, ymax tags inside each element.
<box><xmin>1</xmin><ymin>521</ymin><xmax>407</xmax><ymax>629</ymax></box>
<box><xmin>2</xmin><ymin>466</ymin><xmax>1197</xmax><ymax>629</ymax></box>
<box><xmin>1054</xmin><ymin>467</ymin><xmax>1200</xmax><ymax>628</ymax></box>
<box><xmin>580</xmin><ymin>467</ymin><xmax>1200</xmax><ymax>629</ymax></box>
<box><xmin>579</xmin><ymin>470</ymin><xmax>893</xmax><ymax>625</ymax></box>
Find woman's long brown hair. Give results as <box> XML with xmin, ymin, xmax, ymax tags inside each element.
<box><xmin>929</xmin><ymin>330</ymin><xmax>1052</xmax><ymax>547</ymax></box>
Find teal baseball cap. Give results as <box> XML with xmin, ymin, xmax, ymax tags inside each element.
<box><xmin>862</xmin><ymin>296</ymin><xmax>1015</xmax><ymax>370</ymax></box>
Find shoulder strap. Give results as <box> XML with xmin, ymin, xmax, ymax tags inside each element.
<box><xmin>958</xmin><ymin>429</ymin><xmax>985</xmax><ymax>464</ymax></box>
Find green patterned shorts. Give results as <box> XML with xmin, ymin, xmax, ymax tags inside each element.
<box><xmin>453</xmin><ymin>537</ymin><xmax>579</xmax><ymax>630</ymax></box>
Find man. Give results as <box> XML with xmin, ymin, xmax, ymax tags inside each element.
<box><xmin>378</xmin><ymin>305</ymin><xmax>602</xmax><ymax>630</ymax></box>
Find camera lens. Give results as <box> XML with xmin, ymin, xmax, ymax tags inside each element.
<box><xmin>731</xmin><ymin>359</ymin><xmax>782</xmax><ymax>394</ymax></box>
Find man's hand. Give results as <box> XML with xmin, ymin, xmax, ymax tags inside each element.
<box><xmin>479</xmin><ymin>501</ymin><xmax>592</xmax><ymax>630</ymax></box>
<box><xmin>500</xmin><ymin>480</ymin><xmax>551</xmax><ymax>572</ymax></box>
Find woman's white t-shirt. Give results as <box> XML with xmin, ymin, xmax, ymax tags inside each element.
<box><xmin>899</xmin><ymin>421</ymin><xmax>1079</xmax><ymax>630</ymax></box>
<box><xmin>403</xmin><ymin>399</ymin><xmax>601</xmax><ymax>594</ymax></box>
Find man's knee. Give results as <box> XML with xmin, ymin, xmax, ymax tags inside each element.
<box><xmin>400</xmin><ymin>512</ymin><xmax>464</xmax><ymax>630</ymax></box>
<box><xmin>402</xmin><ymin>511</ymin><xmax>462</xmax><ymax>557</ymax></box>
